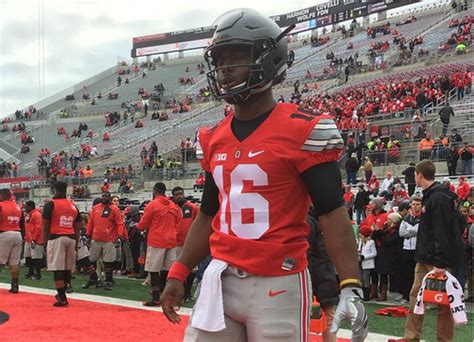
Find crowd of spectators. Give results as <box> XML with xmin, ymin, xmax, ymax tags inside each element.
<box><xmin>439</xmin><ymin>15</ymin><xmax>472</xmax><ymax>53</ymax></box>
<box><xmin>284</xmin><ymin>69</ymin><xmax>472</xmax><ymax>137</ymax></box>
<box><xmin>340</xmin><ymin>160</ymin><xmax>473</xmax><ymax>309</ymax></box>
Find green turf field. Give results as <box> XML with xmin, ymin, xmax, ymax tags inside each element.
<box><xmin>1</xmin><ymin>268</ymin><xmax>473</xmax><ymax>341</ymax></box>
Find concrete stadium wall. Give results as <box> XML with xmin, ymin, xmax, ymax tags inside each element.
<box><xmin>144</xmin><ymin>178</ymin><xmax>195</xmax><ymax>191</ymax></box>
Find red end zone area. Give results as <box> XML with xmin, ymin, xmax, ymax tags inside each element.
<box><xmin>0</xmin><ymin>289</ymin><xmax>349</xmax><ymax>341</ymax></box>
<box><xmin>0</xmin><ymin>289</ymin><xmax>188</xmax><ymax>341</ymax></box>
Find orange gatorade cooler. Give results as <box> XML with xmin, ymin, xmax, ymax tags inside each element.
<box><xmin>309</xmin><ymin>297</ymin><xmax>327</xmax><ymax>334</ymax></box>
<box><xmin>422</xmin><ymin>274</ymin><xmax>449</xmax><ymax>306</ymax></box>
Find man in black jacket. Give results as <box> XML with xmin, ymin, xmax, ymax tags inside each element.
<box><xmin>438</xmin><ymin>102</ymin><xmax>454</xmax><ymax>135</ymax></box>
<box><xmin>404</xmin><ymin>160</ymin><xmax>465</xmax><ymax>342</ymax></box>
<box><xmin>402</xmin><ymin>162</ymin><xmax>416</xmax><ymax>196</ymax></box>
<box><xmin>354</xmin><ymin>184</ymin><xmax>370</xmax><ymax>224</ymax></box>
<box><xmin>345</xmin><ymin>153</ymin><xmax>359</xmax><ymax>185</ymax></box>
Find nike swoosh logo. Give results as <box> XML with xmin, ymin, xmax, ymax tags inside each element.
<box><xmin>268</xmin><ymin>289</ymin><xmax>287</xmax><ymax>297</ymax></box>
<box><xmin>248</xmin><ymin>150</ymin><xmax>264</xmax><ymax>158</ymax></box>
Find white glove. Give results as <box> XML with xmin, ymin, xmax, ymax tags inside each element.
<box><xmin>330</xmin><ymin>286</ymin><xmax>368</xmax><ymax>342</ymax></box>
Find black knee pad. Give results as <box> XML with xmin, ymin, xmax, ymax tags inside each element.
<box><xmin>53</xmin><ymin>271</ymin><xmax>65</xmax><ymax>281</ymax></box>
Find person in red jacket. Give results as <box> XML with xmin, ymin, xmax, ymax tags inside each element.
<box><xmin>101</xmin><ymin>180</ymin><xmax>110</xmax><ymax>193</ymax></box>
<box><xmin>42</xmin><ymin>181</ymin><xmax>83</xmax><ymax>306</ymax></box>
<box><xmin>171</xmin><ymin>186</ymin><xmax>199</xmax><ymax>302</ymax></box>
<box><xmin>457</xmin><ymin>176</ymin><xmax>471</xmax><ymax>203</ymax></box>
<box><xmin>137</xmin><ymin>182</ymin><xmax>182</xmax><ymax>306</ymax></box>
<box><xmin>24</xmin><ymin>200</ymin><xmax>44</xmax><ymax>280</ymax></box>
<box><xmin>368</xmin><ymin>174</ymin><xmax>380</xmax><ymax>196</ymax></box>
<box><xmin>82</xmin><ymin>191</ymin><xmax>126</xmax><ymax>291</ymax></box>
<box><xmin>343</xmin><ymin>184</ymin><xmax>354</xmax><ymax>220</ymax></box>
<box><xmin>359</xmin><ymin>197</ymin><xmax>388</xmax><ymax>238</ymax></box>
<box><xmin>0</xmin><ymin>189</ymin><xmax>24</xmax><ymax>294</ymax></box>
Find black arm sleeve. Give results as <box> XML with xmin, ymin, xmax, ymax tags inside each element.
<box><xmin>301</xmin><ymin>162</ymin><xmax>344</xmax><ymax>218</ymax></box>
<box><xmin>306</xmin><ymin>213</ymin><xmax>339</xmax><ymax>307</ymax></box>
<box><xmin>199</xmin><ymin>171</ymin><xmax>220</xmax><ymax>217</ymax></box>
<box><xmin>42</xmin><ymin>201</ymin><xmax>54</xmax><ymax>220</ymax></box>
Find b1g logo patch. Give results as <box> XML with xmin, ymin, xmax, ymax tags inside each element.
<box><xmin>214</xmin><ymin>153</ymin><xmax>227</xmax><ymax>161</ymax></box>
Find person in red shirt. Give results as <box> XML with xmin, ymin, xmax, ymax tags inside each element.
<box><xmin>24</xmin><ymin>200</ymin><xmax>44</xmax><ymax>280</ymax></box>
<box><xmin>193</xmin><ymin>173</ymin><xmax>205</xmax><ymax>191</ymax></box>
<box><xmin>343</xmin><ymin>184</ymin><xmax>354</xmax><ymax>220</ymax></box>
<box><xmin>101</xmin><ymin>180</ymin><xmax>110</xmax><ymax>193</ymax></box>
<box><xmin>457</xmin><ymin>176</ymin><xmax>471</xmax><ymax>203</ymax></box>
<box><xmin>0</xmin><ymin>189</ymin><xmax>24</xmax><ymax>294</ymax></box>
<box><xmin>359</xmin><ymin>197</ymin><xmax>388</xmax><ymax>239</ymax></box>
<box><xmin>368</xmin><ymin>174</ymin><xmax>380</xmax><ymax>196</ymax></box>
<box><xmin>42</xmin><ymin>181</ymin><xmax>83</xmax><ymax>306</ymax></box>
<box><xmin>160</xmin><ymin>9</ymin><xmax>366</xmax><ymax>341</ymax></box>
<box><xmin>82</xmin><ymin>192</ymin><xmax>125</xmax><ymax>291</ymax></box>
<box><xmin>392</xmin><ymin>183</ymin><xmax>409</xmax><ymax>207</ymax></box>
<box><xmin>171</xmin><ymin>186</ymin><xmax>199</xmax><ymax>302</ymax></box>
<box><xmin>137</xmin><ymin>183</ymin><xmax>182</xmax><ymax>306</ymax></box>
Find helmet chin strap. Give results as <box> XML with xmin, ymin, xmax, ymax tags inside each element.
<box><xmin>226</xmin><ymin>91</ymin><xmax>251</xmax><ymax>105</ymax></box>
<box><xmin>226</xmin><ymin>81</ymin><xmax>272</xmax><ymax>104</ymax></box>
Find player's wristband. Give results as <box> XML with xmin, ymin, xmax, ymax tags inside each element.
<box><xmin>339</xmin><ymin>278</ymin><xmax>362</xmax><ymax>288</ymax></box>
<box><xmin>168</xmin><ymin>261</ymin><xmax>191</xmax><ymax>283</ymax></box>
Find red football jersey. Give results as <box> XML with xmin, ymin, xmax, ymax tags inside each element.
<box><xmin>197</xmin><ymin>103</ymin><xmax>343</xmax><ymax>276</ymax></box>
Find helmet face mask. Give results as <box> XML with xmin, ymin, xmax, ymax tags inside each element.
<box><xmin>204</xmin><ymin>9</ymin><xmax>288</xmax><ymax>105</ymax></box>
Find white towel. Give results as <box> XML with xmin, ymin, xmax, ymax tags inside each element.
<box><xmin>191</xmin><ymin>259</ymin><xmax>228</xmax><ymax>332</ymax></box>
<box><xmin>414</xmin><ymin>270</ymin><xmax>468</xmax><ymax>326</ymax></box>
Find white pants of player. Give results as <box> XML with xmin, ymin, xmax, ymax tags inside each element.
<box><xmin>185</xmin><ymin>267</ymin><xmax>312</xmax><ymax>342</ymax></box>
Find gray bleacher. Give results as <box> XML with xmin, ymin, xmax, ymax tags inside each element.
<box><xmin>68</xmin><ymin>62</ymin><xmax>205</xmax><ymax>117</ymax></box>
<box><xmin>286</xmin><ymin>5</ymin><xmax>449</xmax><ymax>83</ymax></box>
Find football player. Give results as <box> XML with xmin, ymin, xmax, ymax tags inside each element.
<box><xmin>82</xmin><ymin>191</ymin><xmax>126</xmax><ymax>291</ymax></box>
<box><xmin>24</xmin><ymin>200</ymin><xmax>44</xmax><ymax>280</ymax></box>
<box><xmin>161</xmin><ymin>8</ymin><xmax>367</xmax><ymax>341</ymax></box>
<box><xmin>137</xmin><ymin>183</ymin><xmax>182</xmax><ymax>306</ymax></box>
<box><xmin>0</xmin><ymin>189</ymin><xmax>24</xmax><ymax>293</ymax></box>
<box><xmin>171</xmin><ymin>186</ymin><xmax>199</xmax><ymax>302</ymax></box>
<box><xmin>42</xmin><ymin>181</ymin><xmax>83</xmax><ymax>306</ymax></box>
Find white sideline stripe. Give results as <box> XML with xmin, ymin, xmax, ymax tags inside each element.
<box><xmin>0</xmin><ymin>282</ymin><xmax>193</xmax><ymax>315</ymax></box>
<box><xmin>312</xmin><ymin>330</ymin><xmax>402</xmax><ymax>341</ymax></box>
<box><xmin>0</xmin><ymin>283</ymin><xmax>402</xmax><ymax>341</ymax></box>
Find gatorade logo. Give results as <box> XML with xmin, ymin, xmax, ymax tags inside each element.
<box><xmin>434</xmin><ymin>294</ymin><xmax>444</xmax><ymax>303</ymax></box>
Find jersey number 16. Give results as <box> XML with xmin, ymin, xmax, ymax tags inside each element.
<box><xmin>213</xmin><ymin>164</ymin><xmax>269</xmax><ymax>239</ymax></box>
